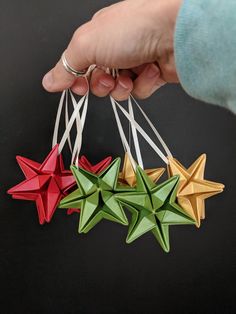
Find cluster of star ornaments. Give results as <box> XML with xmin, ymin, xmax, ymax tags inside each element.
<box><xmin>8</xmin><ymin>148</ymin><xmax>224</xmax><ymax>252</ymax></box>
<box><xmin>7</xmin><ymin>83</ymin><xmax>225</xmax><ymax>252</ymax></box>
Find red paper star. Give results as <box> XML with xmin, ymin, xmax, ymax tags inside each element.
<box><xmin>79</xmin><ymin>155</ymin><xmax>112</xmax><ymax>174</ymax></box>
<box><xmin>67</xmin><ymin>155</ymin><xmax>112</xmax><ymax>215</ymax></box>
<box><xmin>8</xmin><ymin>145</ymin><xmax>76</xmax><ymax>224</ymax></box>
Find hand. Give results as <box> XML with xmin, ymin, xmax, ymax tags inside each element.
<box><xmin>42</xmin><ymin>0</ymin><xmax>182</xmax><ymax>101</ymax></box>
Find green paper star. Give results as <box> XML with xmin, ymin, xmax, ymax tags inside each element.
<box><xmin>59</xmin><ymin>158</ymin><xmax>130</xmax><ymax>233</ymax></box>
<box><xmin>116</xmin><ymin>167</ymin><xmax>195</xmax><ymax>252</ymax></box>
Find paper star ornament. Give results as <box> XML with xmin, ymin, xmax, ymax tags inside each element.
<box><xmin>168</xmin><ymin>154</ymin><xmax>224</xmax><ymax>227</ymax></box>
<box><xmin>67</xmin><ymin>155</ymin><xmax>112</xmax><ymax>215</ymax></box>
<box><xmin>119</xmin><ymin>153</ymin><xmax>165</xmax><ymax>187</ymax></box>
<box><xmin>79</xmin><ymin>155</ymin><xmax>112</xmax><ymax>174</ymax></box>
<box><xmin>116</xmin><ymin>167</ymin><xmax>195</xmax><ymax>252</ymax></box>
<box><xmin>59</xmin><ymin>158</ymin><xmax>131</xmax><ymax>233</ymax></box>
<box><xmin>8</xmin><ymin>145</ymin><xmax>76</xmax><ymax>224</ymax></box>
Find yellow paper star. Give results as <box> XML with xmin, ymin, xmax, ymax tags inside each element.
<box><xmin>167</xmin><ymin>154</ymin><xmax>224</xmax><ymax>227</ymax></box>
<box><xmin>119</xmin><ymin>153</ymin><xmax>165</xmax><ymax>187</ymax></box>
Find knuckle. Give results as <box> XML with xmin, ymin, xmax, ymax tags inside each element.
<box><xmin>160</xmin><ymin>62</ymin><xmax>177</xmax><ymax>81</ymax></box>
<box><xmin>71</xmin><ymin>26</ymin><xmax>92</xmax><ymax>60</ymax></box>
<box><xmin>72</xmin><ymin>28</ymin><xmax>81</xmax><ymax>43</ymax></box>
<box><xmin>92</xmin><ymin>7</ymin><xmax>109</xmax><ymax>20</ymax></box>
<box><xmin>72</xmin><ymin>22</ymin><xmax>92</xmax><ymax>44</ymax></box>
<box><xmin>72</xmin><ymin>28</ymin><xmax>85</xmax><ymax>44</ymax></box>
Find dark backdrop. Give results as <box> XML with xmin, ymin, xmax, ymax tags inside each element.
<box><xmin>0</xmin><ymin>1</ymin><xmax>235</xmax><ymax>313</ymax></box>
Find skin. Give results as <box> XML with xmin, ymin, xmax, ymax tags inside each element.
<box><xmin>42</xmin><ymin>0</ymin><xmax>182</xmax><ymax>101</ymax></box>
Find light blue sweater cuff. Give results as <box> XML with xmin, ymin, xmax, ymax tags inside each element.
<box><xmin>174</xmin><ymin>0</ymin><xmax>236</xmax><ymax>113</ymax></box>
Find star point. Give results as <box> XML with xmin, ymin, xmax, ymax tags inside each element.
<box><xmin>168</xmin><ymin>154</ymin><xmax>224</xmax><ymax>227</ymax></box>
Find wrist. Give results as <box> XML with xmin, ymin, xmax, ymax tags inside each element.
<box><xmin>154</xmin><ymin>0</ymin><xmax>183</xmax><ymax>82</ymax></box>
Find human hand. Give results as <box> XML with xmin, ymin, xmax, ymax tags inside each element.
<box><xmin>42</xmin><ymin>0</ymin><xmax>182</xmax><ymax>101</ymax></box>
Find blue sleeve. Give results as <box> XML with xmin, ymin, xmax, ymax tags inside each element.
<box><xmin>174</xmin><ymin>0</ymin><xmax>236</xmax><ymax>113</ymax></box>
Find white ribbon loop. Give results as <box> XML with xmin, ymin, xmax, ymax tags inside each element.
<box><xmin>64</xmin><ymin>90</ymin><xmax>73</xmax><ymax>153</ymax></box>
<box><xmin>128</xmin><ymin>96</ymin><xmax>144</xmax><ymax>169</ymax></box>
<box><xmin>130</xmin><ymin>94</ymin><xmax>173</xmax><ymax>158</ymax></box>
<box><xmin>53</xmin><ymin>65</ymin><xmax>172</xmax><ymax>169</ymax></box>
<box><xmin>58</xmin><ymin>92</ymin><xmax>88</xmax><ymax>156</ymax></box>
<box><xmin>110</xmin><ymin>96</ymin><xmax>137</xmax><ymax>170</ymax></box>
<box><xmin>70</xmin><ymin>90</ymin><xmax>89</xmax><ymax>166</ymax></box>
<box><xmin>52</xmin><ymin>90</ymin><xmax>66</xmax><ymax>148</ymax></box>
<box><xmin>52</xmin><ymin>64</ymin><xmax>96</xmax><ymax>164</ymax></box>
<box><xmin>111</xmin><ymin>97</ymin><xmax>169</xmax><ymax>165</ymax></box>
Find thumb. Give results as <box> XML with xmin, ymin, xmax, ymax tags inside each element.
<box><xmin>42</xmin><ymin>22</ymin><xmax>95</xmax><ymax>92</ymax></box>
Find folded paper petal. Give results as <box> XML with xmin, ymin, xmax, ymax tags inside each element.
<box><xmin>67</xmin><ymin>155</ymin><xmax>112</xmax><ymax>216</ymax></box>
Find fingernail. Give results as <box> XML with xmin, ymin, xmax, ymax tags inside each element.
<box><xmin>146</xmin><ymin>64</ymin><xmax>160</xmax><ymax>79</ymax></box>
<box><xmin>43</xmin><ymin>72</ymin><xmax>54</xmax><ymax>89</ymax></box>
<box><xmin>99</xmin><ymin>78</ymin><xmax>113</xmax><ymax>88</ymax></box>
<box><xmin>118</xmin><ymin>80</ymin><xmax>129</xmax><ymax>90</ymax></box>
<box><xmin>72</xmin><ymin>85</ymin><xmax>88</xmax><ymax>95</ymax></box>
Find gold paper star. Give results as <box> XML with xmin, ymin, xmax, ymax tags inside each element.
<box><xmin>167</xmin><ymin>154</ymin><xmax>224</xmax><ymax>227</ymax></box>
<box><xmin>119</xmin><ymin>153</ymin><xmax>165</xmax><ymax>187</ymax></box>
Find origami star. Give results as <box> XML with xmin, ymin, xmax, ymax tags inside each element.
<box><xmin>8</xmin><ymin>145</ymin><xmax>76</xmax><ymax>224</ymax></box>
<box><xmin>167</xmin><ymin>154</ymin><xmax>224</xmax><ymax>227</ymax></box>
<box><xmin>59</xmin><ymin>158</ymin><xmax>131</xmax><ymax>233</ymax></box>
<box><xmin>116</xmin><ymin>167</ymin><xmax>195</xmax><ymax>252</ymax></box>
<box><xmin>67</xmin><ymin>155</ymin><xmax>113</xmax><ymax>216</ymax></box>
<box><xmin>79</xmin><ymin>155</ymin><xmax>112</xmax><ymax>174</ymax></box>
<box><xmin>119</xmin><ymin>153</ymin><xmax>165</xmax><ymax>187</ymax></box>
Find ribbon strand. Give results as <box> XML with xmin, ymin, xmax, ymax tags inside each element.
<box><xmin>128</xmin><ymin>96</ymin><xmax>144</xmax><ymax>169</ymax></box>
<box><xmin>110</xmin><ymin>96</ymin><xmax>137</xmax><ymax>170</ymax></box>
<box><xmin>112</xmin><ymin>98</ymin><xmax>169</xmax><ymax>164</ymax></box>
<box><xmin>130</xmin><ymin>94</ymin><xmax>173</xmax><ymax>158</ymax></box>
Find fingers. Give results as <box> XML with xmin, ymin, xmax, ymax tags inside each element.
<box><xmin>42</xmin><ymin>59</ymin><xmax>76</xmax><ymax>92</ymax></box>
<box><xmin>43</xmin><ymin>48</ymin><xmax>165</xmax><ymax>101</ymax></box>
<box><xmin>110</xmin><ymin>70</ymin><xmax>133</xmax><ymax>101</ymax></box>
<box><xmin>158</xmin><ymin>53</ymin><xmax>179</xmax><ymax>83</ymax></box>
<box><xmin>90</xmin><ymin>68</ymin><xmax>115</xmax><ymax>97</ymax></box>
<box><xmin>132</xmin><ymin>63</ymin><xmax>166</xmax><ymax>99</ymax></box>
<box><xmin>70</xmin><ymin>64</ymin><xmax>165</xmax><ymax>101</ymax></box>
<box><xmin>78</xmin><ymin>68</ymin><xmax>133</xmax><ymax>101</ymax></box>
<box><xmin>42</xmin><ymin>22</ymin><xmax>95</xmax><ymax>92</ymax></box>
<box><xmin>71</xmin><ymin>77</ymin><xmax>89</xmax><ymax>96</ymax></box>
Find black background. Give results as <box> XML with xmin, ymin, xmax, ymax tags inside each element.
<box><xmin>0</xmin><ymin>1</ymin><xmax>236</xmax><ymax>313</ymax></box>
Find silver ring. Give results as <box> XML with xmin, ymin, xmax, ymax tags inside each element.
<box><xmin>61</xmin><ymin>52</ymin><xmax>86</xmax><ymax>77</ymax></box>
